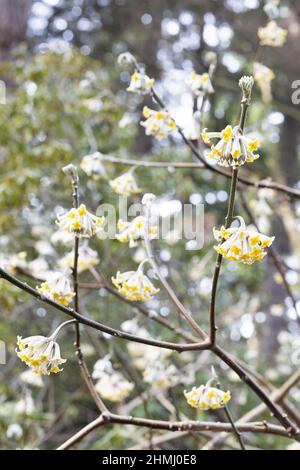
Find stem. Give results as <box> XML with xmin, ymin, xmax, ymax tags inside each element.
<box><xmin>208</xmin><ymin>98</ymin><xmax>248</xmax><ymax>346</ymax></box>
<box><xmin>224</xmin><ymin>405</ymin><xmax>246</xmax><ymax>450</ymax></box>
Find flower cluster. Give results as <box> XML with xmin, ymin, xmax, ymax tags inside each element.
<box><xmin>141</xmin><ymin>106</ymin><xmax>176</xmax><ymax>140</ymax></box>
<box><xmin>58</xmin><ymin>244</ymin><xmax>100</xmax><ymax>273</ymax></box>
<box><xmin>92</xmin><ymin>355</ymin><xmax>133</xmax><ymax>402</ymax></box>
<box><xmin>258</xmin><ymin>20</ymin><xmax>287</xmax><ymax>47</ymax></box>
<box><xmin>109</xmin><ymin>171</ymin><xmax>141</xmax><ymax>196</ymax></box>
<box><xmin>16</xmin><ymin>335</ymin><xmax>66</xmax><ymax>376</ymax></box>
<box><xmin>213</xmin><ymin>216</ymin><xmax>275</xmax><ymax>265</ymax></box>
<box><xmin>56</xmin><ymin>204</ymin><xmax>105</xmax><ymax>238</ymax></box>
<box><xmin>116</xmin><ymin>216</ymin><xmax>157</xmax><ymax>247</ymax></box>
<box><xmin>80</xmin><ymin>152</ymin><xmax>107</xmax><ymax>179</ymax></box>
<box><xmin>112</xmin><ymin>262</ymin><xmax>159</xmax><ymax>301</ymax></box>
<box><xmin>37</xmin><ymin>270</ymin><xmax>75</xmax><ymax>306</ymax></box>
<box><xmin>186</xmin><ymin>72</ymin><xmax>214</xmax><ymax>95</ymax></box>
<box><xmin>253</xmin><ymin>62</ymin><xmax>275</xmax><ymax>103</ymax></box>
<box><xmin>184</xmin><ymin>384</ymin><xmax>231</xmax><ymax>410</ymax></box>
<box><xmin>127</xmin><ymin>70</ymin><xmax>154</xmax><ymax>94</ymax></box>
<box><xmin>202</xmin><ymin>125</ymin><xmax>260</xmax><ymax>167</ymax></box>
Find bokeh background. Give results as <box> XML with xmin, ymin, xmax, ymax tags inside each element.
<box><xmin>0</xmin><ymin>0</ymin><xmax>299</xmax><ymax>450</ymax></box>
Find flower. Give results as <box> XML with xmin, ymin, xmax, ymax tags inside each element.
<box><xmin>258</xmin><ymin>21</ymin><xmax>287</xmax><ymax>47</ymax></box>
<box><xmin>109</xmin><ymin>171</ymin><xmax>141</xmax><ymax>196</ymax></box>
<box><xmin>140</xmin><ymin>106</ymin><xmax>176</xmax><ymax>140</ymax></box>
<box><xmin>127</xmin><ymin>341</ymin><xmax>171</xmax><ymax>370</ymax></box>
<box><xmin>117</xmin><ymin>52</ymin><xmax>136</xmax><ymax>67</ymax></box>
<box><xmin>20</xmin><ymin>370</ymin><xmax>44</xmax><ymax>388</ymax></box>
<box><xmin>213</xmin><ymin>216</ymin><xmax>275</xmax><ymax>265</ymax></box>
<box><xmin>201</xmin><ymin>125</ymin><xmax>260</xmax><ymax>167</ymax></box>
<box><xmin>15</xmin><ymin>391</ymin><xmax>35</xmax><ymax>415</ymax></box>
<box><xmin>80</xmin><ymin>152</ymin><xmax>107</xmax><ymax>179</ymax></box>
<box><xmin>16</xmin><ymin>333</ymin><xmax>66</xmax><ymax>376</ymax></box>
<box><xmin>116</xmin><ymin>216</ymin><xmax>157</xmax><ymax>247</ymax></box>
<box><xmin>253</xmin><ymin>62</ymin><xmax>275</xmax><ymax>103</ymax></box>
<box><xmin>37</xmin><ymin>270</ymin><xmax>75</xmax><ymax>306</ymax></box>
<box><xmin>0</xmin><ymin>252</ymin><xmax>27</xmax><ymax>275</ymax></box>
<box><xmin>94</xmin><ymin>372</ymin><xmax>134</xmax><ymax>402</ymax></box>
<box><xmin>112</xmin><ymin>262</ymin><xmax>159</xmax><ymax>301</ymax></box>
<box><xmin>6</xmin><ymin>423</ymin><xmax>23</xmax><ymax>440</ymax></box>
<box><xmin>184</xmin><ymin>385</ymin><xmax>231</xmax><ymax>410</ymax></box>
<box><xmin>92</xmin><ymin>355</ymin><xmax>114</xmax><ymax>379</ymax></box>
<box><xmin>58</xmin><ymin>245</ymin><xmax>100</xmax><ymax>273</ymax></box>
<box><xmin>127</xmin><ymin>70</ymin><xmax>154</xmax><ymax>94</ymax></box>
<box><xmin>56</xmin><ymin>204</ymin><xmax>105</xmax><ymax>238</ymax></box>
<box><xmin>186</xmin><ymin>72</ymin><xmax>214</xmax><ymax>95</ymax></box>
<box><xmin>143</xmin><ymin>363</ymin><xmax>177</xmax><ymax>389</ymax></box>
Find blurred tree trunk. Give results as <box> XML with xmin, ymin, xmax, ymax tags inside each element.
<box><xmin>0</xmin><ymin>0</ymin><xmax>32</xmax><ymax>60</ymax></box>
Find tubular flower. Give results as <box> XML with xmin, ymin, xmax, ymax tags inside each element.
<box><xmin>80</xmin><ymin>152</ymin><xmax>107</xmax><ymax>179</ymax></box>
<box><xmin>127</xmin><ymin>70</ymin><xmax>154</xmax><ymax>94</ymax></box>
<box><xmin>140</xmin><ymin>106</ymin><xmax>176</xmax><ymax>140</ymax></box>
<box><xmin>58</xmin><ymin>245</ymin><xmax>100</xmax><ymax>273</ymax></box>
<box><xmin>109</xmin><ymin>171</ymin><xmax>141</xmax><ymax>196</ymax></box>
<box><xmin>16</xmin><ymin>335</ymin><xmax>66</xmax><ymax>376</ymax></box>
<box><xmin>56</xmin><ymin>204</ymin><xmax>105</xmax><ymax>238</ymax></box>
<box><xmin>201</xmin><ymin>125</ymin><xmax>260</xmax><ymax>167</ymax></box>
<box><xmin>184</xmin><ymin>385</ymin><xmax>231</xmax><ymax>410</ymax></box>
<box><xmin>258</xmin><ymin>20</ymin><xmax>287</xmax><ymax>47</ymax></box>
<box><xmin>253</xmin><ymin>62</ymin><xmax>275</xmax><ymax>103</ymax></box>
<box><xmin>37</xmin><ymin>270</ymin><xmax>75</xmax><ymax>306</ymax></box>
<box><xmin>112</xmin><ymin>262</ymin><xmax>159</xmax><ymax>301</ymax></box>
<box><xmin>213</xmin><ymin>216</ymin><xmax>275</xmax><ymax>265</ymax></box>
<box><xmin>186</xmin><ymin>72</ymin><xmax>214</xmax><ymax>95</ymax></box>
<box><xmin>94</xmin><ymin>372</ymin><xmax>134</xmax><ymax>402</ymax></box>
<box><xmin>116</xmin><ymin>216</ymin><xmax>157</xmax><ymax>247</ymax></box>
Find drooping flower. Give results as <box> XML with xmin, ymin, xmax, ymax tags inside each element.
<box><xmin>186</xmin><ymin>72</ymin><xmax>214</xmax><ymax>95</ymax></box>
<box><xmin>127</xmin><ymin>340</ymin><xmax>171</xmax><ymax>370</ymax></box>
<box><xmin>94</xmin><ymin>372</ymin><xmax>134</xmax><ymax>402</ymax></box>
<box><xmin>109</xmin><ymin>171</ymin><xmax>141</xmax><ymax>196</ymax></box>
<box><xmin>80</xmin><ymin>152</ymin><xmax>107</xmax><ymax>179</ymax></box>
<box><xmin>16</xmin><ymin>332</ymin><xmax>66</xmax><ymax>376</ymax></box>
<box><xmin>201</xmin><ymin>125</ymin><xmax>260</xmax><ymax>167</ymax></box>
<box><xmin>253</xmin><ymin>62</ymin><xmax>275</xmax><ymax>103</ymax></box>
<box><xmin>140</xmin><ymin>106</ymin><xmax>176</xmax><ymax>140</ymax></box>
<box><xmin>112</xmin><ymin>261</ymin><xmax>159</xmax><ymax>301</ymax></box>
<box><xmin>127</xmin><ymin>70</ymin><xmax>154</xmax><ymax>94</ymax></box>
<box><xmin>143</xmin><ymin>363</ymin><xmax>177</xmax><ymax>390</ymax></box>
<box><xmin>117</xmin><ymin>52</ymin><xmax>136</xmax><ymax>67</ymax></box>
<box><xmin>116</xmin><ymin>216</ymin><xmax>157</xmax><ymax>247</ymax></box>
<box><xmin>58</xmin><ymin>244</ymin><xmax>100</xmax><ymax>273</ymax></box>
<box><xmin>258</xmin><ymin>20</ymin><xmax>287</xmax><ymax>47</ymax></box>
<box><xmin>37</xmin><ymin>270</ymin><xmax>75</xmax><ymax>306</ymax></box>
<box><xmin>0</xmin><ymin>252</ymin><xmax>27</xmax><ymax>276</ymax></box>
<box><xmin>20</xmin><ymin>369</ymin><xmax>44</xmax><ymax>388</ymax></box>
<box><xmin>213</xmin><ymin>216</ymin><xmax>275</xmax><ymax>265</ymax></box>
<box><xmin>184</xmin><ymin>384</ymin><xmax>231</xmax><ymax>410</ymax></box>
<box><xmin>56</xmin><ymin>204</ymin><xmax>105</xmax><ymax>238</ymax></box>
